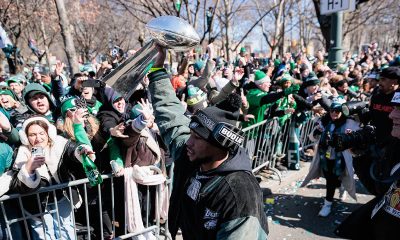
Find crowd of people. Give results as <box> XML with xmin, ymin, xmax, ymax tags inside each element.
<box><xmin>0</xmin><ymin>39</ymin><xmax>399</xmax><ymax>240</ymax></box>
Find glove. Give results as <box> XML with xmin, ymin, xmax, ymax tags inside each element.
<box><xmin>283</xmin><ymin>84</ymin><xmax>300</xmax><ymax>96</ymax></box>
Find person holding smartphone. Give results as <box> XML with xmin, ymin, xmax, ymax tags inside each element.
<box><xmin>10</xmin><ymin>116</ymin><xmax>94</xmax><ymax>240</ymax></box>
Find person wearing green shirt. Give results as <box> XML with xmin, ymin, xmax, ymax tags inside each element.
<box><xmin>243</xmin><ymin>70</ymin><xmax>299</xmax><ymax>129</ymax></box>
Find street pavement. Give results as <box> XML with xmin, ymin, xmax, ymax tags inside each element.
<box><xmin>174</xmin><ymin>161</ymin><xmax>374</xmax><ymax>240</ymax></box>
<box><xmin>260</xmin><ymin>161</ymin><xmax>374</xmax><ymax>240</ymax></box>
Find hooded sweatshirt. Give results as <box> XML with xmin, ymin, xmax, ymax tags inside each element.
<box><xmin>180</xmin><ymin>147</ymin><xmax>268</xmax><ymax>240</ymax></box>
<box><xmin>148</xmin><ymin>69</ymin><xmax>268</xmax><ymax>240</ymax></box>
<box><xmin>21</xmin><ymin>83</ymin><xmax>57</xmax><ymax>123</ymax></box>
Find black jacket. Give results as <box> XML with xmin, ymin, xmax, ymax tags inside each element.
<box><xmin>180</xmin><ymin>147</ymin><xmax>268</xmax><ymax>240</ymax></box>
<box><xmin>148</xmin><ymin>69</ymin><xmax>268</xmax><ymax>239</ymax></box>
<box><xmin>9</xmin><ymin>139</ymin><xmax>83</xmax><ymax>214</ymax></box>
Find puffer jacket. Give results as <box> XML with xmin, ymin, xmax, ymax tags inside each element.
<box><xmin>148</xmin><ymin>69</ymin><xmax>268</xmax><ymax>240</ymax></box>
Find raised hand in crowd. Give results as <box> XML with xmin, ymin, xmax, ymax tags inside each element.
<box><xmin>54</xmin><ymin>61</ymin><xmax>65</xmax><ymax>77</ymax></box>
<box><xmin>153</xmin><ymin>45</ymin><xmax>167</xmax><ymax>68</ymax></box>
<box><xmin>136</xmin><ymin>98</ymin><xmax>154</xmax><ymax>122</ymax></box>
<box><xmin>240</xmin><ymin>88</ymin><xmax>249</xmax><ymax>108</ymax></box>
<box><xmin>310</xmin><ymin>92</ymin><xmax>322</xmax><ymax>101</ymax></box>
<box><xmin>109</xmin><ymin>122</ymin><xmax>128</xmax><ymax>138</ymax></box>
<box><xmin>74</xmin><ymin>75</ymin><xmax>89</xmax><ymax>90</ymax></box>
<box><xmin>142</xmin><ymin>75</ymin><xmax>150</xmax><ymax>87</ymax></box>
<box><xmin>232</xmin><ymin>67</ymin><xmax>244</xmax><ymax>84</ymax></box>
<box><xmin>77</xmin><ymin>145</ymin><xmax>96</xmax><ymax>161</ymax></box>
<box><xmin>0</xmin><ymin>111</ymin><xmax>11</xmax><ymax>133</ymax></box>
<box><xmin>206</xmin><ymin>42</ymin><xmax>215</xmax><ymax>60</ymax></box>
<box><xmin>312</xmin><ymin>105</ymin><xmax>326</xmax><ymax>117</ymax></box>
<box><xmin>284</xmin><ymin>108</ymin><xmax>296</xmax><ymax>114</ymax></box>
<box><xmin>180</xmin><ymin>93</ymin><xmax>187</xmax><ymax>111</ymax></box>
<box><xmin>72</xmin><ymin>108</ymin><xmax>89</xmax><ymax>125</ymax></box>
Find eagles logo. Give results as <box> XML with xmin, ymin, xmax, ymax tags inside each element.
<box><xmin>389</xmin><ymin>187</ymin><xmax>400</xmax><ymax>211</ymax></box>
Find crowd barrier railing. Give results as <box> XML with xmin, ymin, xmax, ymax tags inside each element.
<box><xmin>1</xmin><ymin>115</ymin><xmax>319</xmax><ymax>240</ymax></box>
<box><xmin>0</xmin><ymin>166</ymin><xmax>168</xmax><ymax>240</ymax></box>
<box><xmin>242</xmin><ymin>113</ymin><xmax>319</xmax><ymax>175</ymax></box>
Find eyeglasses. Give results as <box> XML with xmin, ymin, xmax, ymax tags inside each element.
<box><xmin>67</xmin><ymin>108</ymin><xmax>77</xmax><ymax>112</ymax></box>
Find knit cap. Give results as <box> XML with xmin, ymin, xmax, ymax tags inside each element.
<box><xmin>365</xmin><ymin>72</ymin><xmax>379</xmax><ymax>80</ymax></box>
<box><xmin>303</xmin><ymin>72</ymin><xmax>320</xmax><ymax>88</ymax></box>
<box><xmin>0</xmin><ymin>88</ymin><xmax>15</xmax><ymax>100</ymax></box>
<box><xmin>277</xmin><ymin>74</ymin><xmax>293</xmax><ymax>86</ymax></box>
<box><xmin>189</xmin><ymin>105</ymin><xmax>242</xmax><ymax>149</ymax></box>
<box><xmin>380</xmin><ymin>67</ymin><xmax>400</xmax><ymax>80</ymax></box>
<box><xmin>6</xmin><ymin>75</ymin><xmax>23</xmax><ymax>85</ymax></box>
<box><xmin>337</xmin><ymin>64</ymin><xmax>348</xmax><ymax>75</ymax></box>
<box><xmin>193</xmin><ymin>61</ymin><xmax>205</xmax><ymax>72</ymax></box>
<box><xmin>254</xmin><ymin>70</ymin><xmax>270</xmax><ymax>85</ymax></box>
<box><xmin>186</xmin><ymin>85</ymin><xmax>208</xmax><ymax>113</ymax></box>
<box><xmin>60</xmin><ymin>98</ymin><xmax>78</xmax><ymax>118</ymax></box>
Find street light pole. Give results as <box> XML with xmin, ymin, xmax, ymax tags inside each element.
<box><xmin>328</xmin><ymin>11</ymin><xmax>343</xmax><ymax>68</ymax></box>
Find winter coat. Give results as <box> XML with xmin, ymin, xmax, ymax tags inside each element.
<box><xmin>9</xmin><ymin>117</ymin><xmax>89</xmax><ymax>214</ymax></box>
<box><xmin>270</xmin><ymin>95</ymin><xmax>297</xmax><ymax>127</ymax></box>
<box><xmin>188</xmin><ymin>59</ymin><xmax>216</xmax><ymax>91</ymax></box>
<box><xmin>11</xmin><ymin>83</ymin><xmax>58</xmax><ymax>129</ymax></box>
<box><xmin>243</xmin><ymin>84</ymin><xmax>284</xmax><ymax>128</ymax></box>
<box><xmin>120</xmin><ymin>118</ymin><xmax>166</xmax><ymax>168</ymax></box>
<box><xmin>148</xmin><ymin>69</ymin><xmax>268</xmax><ymax>240</ymax></box>
<box><xmin>301</xmin><ymin>117</ymin><xmax>360</xmax><ymax>200</ymax></box>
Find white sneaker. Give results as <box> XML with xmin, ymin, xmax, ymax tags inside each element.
<box><xmin>318</xmin><ymin>199</ymin><xmax>332</xmax><ymax>217</ymax></box>
<box><xmin>339</xmin><ymin>187</ymin><xmax>347</xmax><ymax>201</ymax></box>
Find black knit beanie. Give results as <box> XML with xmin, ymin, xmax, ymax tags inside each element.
<box><xmin>189</xmin><ymin>106</ymin><xmax>239</xmax><ymax>148</ymax></box>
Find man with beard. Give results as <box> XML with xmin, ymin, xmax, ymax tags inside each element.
<box><xmin>147</xmin><ymin>47</ymin><xmax>268</xmax><ymax>240</ymax></box>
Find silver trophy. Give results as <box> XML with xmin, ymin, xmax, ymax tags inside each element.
<box><xmin>103</xmin><ymin>16</ymin><xmax>200</xmax><ymax>97</ymax></box>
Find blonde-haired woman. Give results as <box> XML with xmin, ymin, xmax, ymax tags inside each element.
<box><xmin>10</xmin><ymin>116</ymin><xmax>93</xmax><ymax>240</ymax></box>
<box><xmin>58</xmin><ymin>97</ymin><xmax>101</xmax><ymax>143</ymax></box>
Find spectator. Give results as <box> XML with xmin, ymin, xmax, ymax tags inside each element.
<box><xmin>10</xmin><ymin>116</ymin><xmax>93</xmax><ymax>240</ymax></box>
<box><xmin>301</xmin><ymin>101</ymin><xmax>360</xmax><ymax>217</ymax></box>
<box><xmin>243</xmin><ymin>70</ymin><xmax>299</xmax><ymax>128</ymax></box>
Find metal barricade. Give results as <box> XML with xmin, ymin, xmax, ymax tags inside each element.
<box><xmin>241</xmin><ymin>113</ymin><xmax>319</xmax><ymax>175</ymax></box>
<box><xmin>242</xmin><ymin>118</ymin><xmax>280</xmax><ymax>173</ymax></box>
<box><xmin>0</xmin><ymin>166</ymin><xmax>168</xmax><ymax>240</ymax></box>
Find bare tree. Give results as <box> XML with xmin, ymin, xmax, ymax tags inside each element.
<box><xmin>54</xmin><ymin>0</ymin><xmax>79</xmax><ymax>74</ymax></box>
<box><xmin>255</xmin><ymin>0</ymin><xmax>288</xmax><ymax>57</ymax></box>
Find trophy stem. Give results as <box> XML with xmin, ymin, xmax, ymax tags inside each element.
<box><xmin>103</xmin><ymin>40</ymin><xmax>159</xmax><ymax>97</ymax></box>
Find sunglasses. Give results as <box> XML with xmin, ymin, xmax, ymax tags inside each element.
<box><xmin>330</xmin><ymin>109</ymin><xmax>341</xmax><ymax>113</ymax></box>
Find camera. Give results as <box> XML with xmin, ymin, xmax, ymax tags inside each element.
<box><xmin>81</xmin><ymin>79</ymin><xmax>105</xmax><ymax>88</ymax></box>
<box><xmin>342</xmin><ymin>101</ymin><xmax>368</xmax><ymax>116</ymax></box>
<box><xmin>331</xmin><ymin>125</ymin><xmax>376</xmax><ymax>152</ymax></box>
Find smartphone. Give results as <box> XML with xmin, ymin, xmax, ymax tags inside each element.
<box><xmin>81</xmin><ymin>79</ymin><xmax>105</xmax><ymax>88</ymax></box>
<box><xmin>31</xmin><ymin>147</ymin><xmax>44</xmax><ymax>157</ymax></box>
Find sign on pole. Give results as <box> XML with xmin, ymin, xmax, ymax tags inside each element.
<box><xmin>320</xmin><ymin>0</ymin><xmax>356</xmax><ymax>15</ymax></box>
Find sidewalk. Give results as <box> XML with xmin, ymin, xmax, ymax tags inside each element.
<box><xmin>261</xmin><ymin>161</ymin><xmax>374</xmax><ymax>240</ymax></box>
